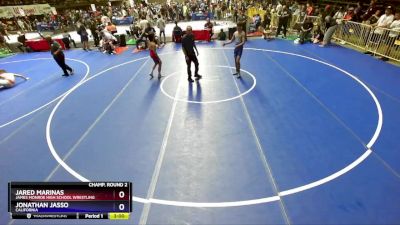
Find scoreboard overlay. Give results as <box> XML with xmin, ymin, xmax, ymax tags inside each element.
<box><xmin>8</xmin><ymin>182</ymin><xmax>132</xmax><ymax>220</ymax></box>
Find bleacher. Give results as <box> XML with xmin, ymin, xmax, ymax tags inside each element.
<box><xmin>317</xmin><ymin>0</ymin><xmax>400</xmax><ymax>11</ymax></box>
<box><xmin>0</xmin><ymin>0</ymin><xmax>109</xmax><ymax>8</ymax></box>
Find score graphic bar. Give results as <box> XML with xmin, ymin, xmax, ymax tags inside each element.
<box><xmin>8</xmin><ymin>182</ymin><xmax>132</xmax><ymax>219</ymax></box>
<box><xmin>11</xmin><ymin>212</ymin><xmax>130</xmax><ymax>220</ymax></box>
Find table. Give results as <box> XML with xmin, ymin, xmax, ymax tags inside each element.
<box><xmin>191</xmin><ymin>12</ymin><xmax>214</xmax><ymax>21</ymax></box>
<box><xmin>112</xmin><ymin>16</ymin><xmax>134</xmax><ymax>25</ymax></box>
<box><xmin>25</xmin><ymin>39</ymin><xmax>65</xmax><ymax>52</ymax></box>
<box><xmin>192</xmin><ymin>30</ymin><xmax>211</xmax><ymax>41</ymax></box>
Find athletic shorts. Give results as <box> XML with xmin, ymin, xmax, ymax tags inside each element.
<box><xmin>234</xmin><ymin>46</ymin><xmax>243</xmax><ymax>58</ymax></box>
<box><xmin>151</xmin><ymin>55</ymin><xmax>160</xmax><ymax>64</ymax></box>
<box><xmin>81</xmin><ymin>35</ymin><xmax>89</xmax><ymax>42</ymax></box>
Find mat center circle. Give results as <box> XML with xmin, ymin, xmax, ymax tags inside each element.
<box><xmin>160</xmin><ymin>65</ymin><xmax>257</xmax><ymax>104</ymax></box>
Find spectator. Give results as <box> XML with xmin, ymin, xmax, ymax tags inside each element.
<box><xmin>369</xmin><ymin>6</ymin><xmax>395</xmax><ymax>46</ymax></box>
<box><xmin>23</xmin><ymin>17</ymin><xmax>32</xmax><ymax>31</ymax></box>
<box><xmin>233</xmin><ymin>6</ymin><xmax>239</xmax><ymax>22</ymax></box>
<box><xmin>253</xmin><ymin>14</ymin><xmax>262</xmax><ymax>30</ymax></box>
<box><xmin>34</xmin><ymin>19</ymin><xmax>41</xmax><ymax>32</ymax></box>
<box><xmin>106</xmin><ymin>22</ymin><xmax>117</xmax><ymax>35</ymax></box>
<box><xmin>183</xmin><ymin>3</ymin><xmax>189</xmax><ymax>20</ymax></box>
<box><xmin>237</xmin><ymin>10</ymin><xmax>248</xmax><ymax>40</ymax></box>
<box><xmin>139</xmin><ymin>16</ymin><xmax>149</xmax><ymax>32</ymax></box>
<box><xmin>143</xmin><ymin>22</ymin><xmax>156</xmax><ymax>43</ymax></box>
<box><xmin>156</xmin><ymin>15</ymin><xmax>166</xmax><ymax>44</ymax></box>
<box><xmin>353</xmin><ymin>2</ymin><xmax>363</xmax><ymax>22</ymax></box>
<box><xmin>135</xmin><ymin>22</ymin><xmax>153</xmax><ymax>50</ymax></box>
<box><xmin>216</xmin><ymin>4</ymin><xmax>222</xmax><ymax>20</ymax></box>
<box><xmin>276</xmin><ymin>2</ymin><xmax>283</xmax><ymax>14</ymax></box>
<box><xmin>365</xmin><ymin>10</ymin><xmax>381</xmax><ymax>25</ymax></box>
<box><xmin>339</xmin><ymin>7</ymin><xmax>356</xmax><ymax>44</ymax></box>
<box><xmin>262</xmin><ymin>26</ymin><xmax>276</xmax><ymax>40</ymax></box>
<box><xmin>221</xmin><ymin>2</ymin><xmax>227</xmax><ymax>19</ymax></box>
<box><xmin>297</xmin><ymin>17</ymin><xmax>313</xmax><ymax>44</ymax></box>
<box><xmin>306</xmin><ymin>2</ymin><xmax>314</xmax><ymax>16</ymax></box>
<box><xmin>380</xmin><ymin>12</ymin><xmax>399</xmax><ymax>61</ymax></box>
<box><xmin>312</xmin><ymin>25</ymin><xmax>324</xmax><ymax>44</ymax></box>
<box><xmin>0</xmin><ymin>21</ymin><xmax>10</xmax><ymax>40</ymax></box>
<box><xmin>17</xmin><ymin>18</ymin><xmax>26</xmax><ymax>32</ymax></box>
<box><xmin>361</xmin><ymin>0</ymin><xmax>378</xmax><ymax>22</ymax></box>
<box><xmin>291</xmin><ymin>4</ymin><xmax>301</xmax><ymax>29</ymax></box>
<box><xmin>389</xmin><ymin>12</ymin><xmax>400</xmax><ymax>34</ymax></box>
<box><xmin>129</xmin><ymin>23</ymin><xmax>141</xmax><ymax>39</ymax></box>
<box><xmin>101</xmin><ymin>15</ymin><xmax>111</xmax><ymax>26</ymax></box>
<box><xmin>122</xmin><ymin>8</ymin><xmax>128</xmax><ymax>17</ymax></box>
<box><xmin>100</xmin><ymin>31</ymin><xmax>117</xmax><ymax>54</ymax></box>
<box><xmin>217</xmin><ymin>29</ymin><xmax>227</xmax><ymax>40</ymax></box>
<box><xmin>61</xmin><ymin>30</ymin><xmax>76</xmax><ymax>49</ymax></box>
<box><xmin>295</xmin><ymin>5</ymin><xmax>307</xmax><ymax>30</ymax></box>
<box><xmin>270</xmin><ymin>6</ymin><xmax>278</xmax><ymax>28</ymax></box>
<box><xmin>343</xmin><ymin>7</ymin><xmax>355</xmax><ymax>21</ymax></box>
<box><xmin>290</xmin><ymin>1</ymin><xmax>299</xmax><ymax>20</ymax></box>
<box><xmin>262</xmin><ymin>10</ymin><xmax>271</xmax><ymax>30</ymax></box>
<box><xmin>172</xmin><ymin>21</ymin><xmax>183</xmax><ymax>43</ymax></box>
<box><xmin>78</xmin><ymin>23</ymin><xmax>91</xmax><ymax>51</ymax></box>
<box><xmin>88</xmin><ymin>20</ymin><xmax>100</xmax><ymax>47</ymax></box>
<box><xmin>320</xmin><ymin>9</ymin><xmax>338</xmax><ymax>47</ymax></box>
<box><xmin>276</xmin><ymin>5</ymin><xmax>290</xmax><ymax>38</ymax></box>
<box><xmin>16</xmin><ymin>32</ymin><xmax>31</xmax><ymax>53</ymax></box>
<box><xmin>333</xmin><ymin>6</ymin><xmax>346</xmax><ymax>24</ymax></box>
<box><xmin>204</xmin><ymin>18</ymin><xmax>214</xmax><ymax>40</ymax></box>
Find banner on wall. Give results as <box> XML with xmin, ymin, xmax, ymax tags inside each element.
<box><xmin>0</xmin><ymin>4</ymin><xmax>52</xmax><ymax>18</ymax></box>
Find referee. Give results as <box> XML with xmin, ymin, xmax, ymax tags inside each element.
<box><xmin>46</xmin><ymin>36</ymin><xmax>73</xmax><ymax>77</ymax></box>
<box><xmin>182</xmin><ymin>26</ymin><xmax>201</xmax><ymax>82</ymax></box>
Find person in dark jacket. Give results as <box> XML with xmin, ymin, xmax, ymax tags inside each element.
<box><xmin>276</xmin><ymin>5</ymin><xmax>291</xmax><ymax>38</ymax></box>
<box><xmin>172</xmin><ymin>21</ymin><xmax>183</xmax><ymax>43</ymax></box>
<box><xmin>77</xmin><ymin>23</ymin><xmax>91</xmax><ymax>51</ymax></box>
<box><xmin>217</xmin><ymin>29</ymin><xmax>227</xmax><ymax>40</ymax></box>
<box><xmin>298</xmin><ymin>17</ymin><xmax>313</xmax><ymax>43</ymax></box>
<box><xmin>46</xmin><ymin>36</ymin><xmax>73</xmax><ymax>77</ymax></box>
<box><xmin>61</xmin><ymin>30</ymin><xmax>76</xmax><ymax>49</ymax></box>
<box><xmin>16</xmin><ymin>32</ymin><xmax>31</xmax><ymax>52</ymax></box>
<box><xmin>182</xmin><ymin>26</ymin><xmax>201</xmax><ymax>82</ymax></box>
<box><xmin>88</xmin><ymin>20</ymin><xmax>100</xmax><ymax>47</ymax></box>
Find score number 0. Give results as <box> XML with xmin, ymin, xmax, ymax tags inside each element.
<box><xmin>118</xmin><ymin>190</ymin><xmax>125</xmax><ymax>211</ymax></box>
